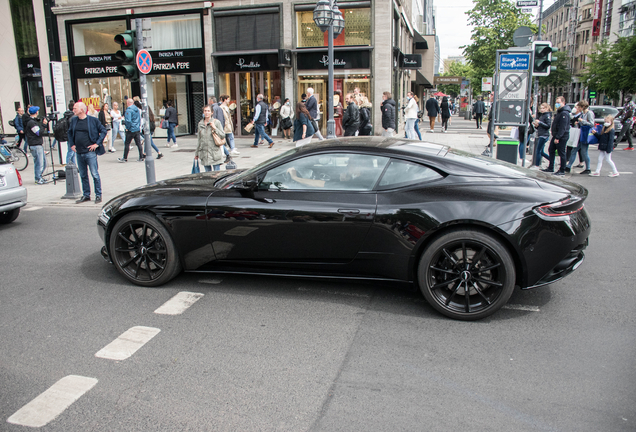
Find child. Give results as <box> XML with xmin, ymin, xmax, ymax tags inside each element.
<box><xmin>590</xmin><ymin>115</ymin><xmax>619</xmax><ymax>177</ymax></box>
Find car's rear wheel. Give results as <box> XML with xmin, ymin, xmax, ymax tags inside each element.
<box><xmin>109</xmin><ymin>212</ymin><xmax>181</xmax><ymax>287</ymax></box>
<box><xmin>0</xmin><ymin>208</ymin><xmax>20</xmax><ymax>224</ymax></box>
<box><xmin>418</xmin><ymin>230</ymin><xmax>515</xmax><ymax>320</ymax></box>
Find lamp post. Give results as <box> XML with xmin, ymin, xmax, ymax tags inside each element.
<box><xmin>314</xmin><ymin>0</ymin><xmax>344</xmax><ymax>139</ymax></box>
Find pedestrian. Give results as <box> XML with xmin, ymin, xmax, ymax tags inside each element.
<box><xmin>404</xmin><ymin>92</ymin><xmax>418</xmax><ymax>139</ymax></box>
<box><xmin>305</xmin><ymin>87</ymin><xmax>325</xmax><ymax>141</ymax></box>
<box><xmin>342</xmin><ymin>93</ymin><xmax>360</xmax><ymax>137</ymax></box>
<box><xmin>220</xmin><ymin>95</ymin><xmax>240</xmax><ymax>155</ymax></box>
<box><xmin>118</xmin><ymin>98</ymin><xmax>144</xmax><ymax>162</ymax></box>
<box><xmin>14</xmin><ymin>107</ymin><xmax>26</xmax><ymax>148</ymax></box>
<box><xmin>590</xmin><ymin>115</ymin><xmax>619</xmax><ymax>177</ymax></box>
<box><xmin>413</xmin><ymin>95</ymin><xmax>423</xmax><ymax>140</ymax></box>
<box><xmin>249</xmin><ymin>94</ymin><xmax>274</xmax><ymax>148</ymax></box>
<box><xmin>614</xmin><ymin>96</ymin><xmax>635</xmax><ymax>150</ymax></box>
<box><xmin>53</xmin><ymin>100</ymin><xmax>75</xmax><ymax>166</ymax></box>
<box><xmin>542</xmin><ymin>96</ymin><xmax>571</xmax><ymax>176</ymax></box>
<box><xmin>98</xmin><ymin>102</ymin><xmax>112</xmax><ymax>154</ymax></box>
<box><xmin>566</xmin><ymin>100</ymin><xmax>594</xmax><ymax>174</ymax></box>
<box><xmin>293</xmin><ymin>102</ymin><xmax>315</xmax><ymax>147</ymax></box>
<box><xmin>301</xmin><ymin>93</ymin><xmax>307</xmax><ymax>103</ymax></box>
<box><xmin>22</xmin><ymin>105</ymin><xmax>32</xmax><ymax>152</ymax></box>
<box><xmin>142</xmin><ymin>107</ymin><xmax>164</xmax><ymax>159</ymax></box>
<box><xmin>531</xmin><ymin>103</ymin><xmax>552</xmax><ymax>169</ymax></box>
<box><xmin>358</xmin><ymin>96</ymin><xmax>373</xmax><ymax>136</ymax></box>
<box><xmin>440</xmin><ymin>96</ymin><xmax>451</xmax><ymax>133</ymax></box>
<box><xmin>195</xmin><ymin>104</ymin><xmax>225</xmax><ymax>171</ymax></box>
<box><xmin>24</xmin><ymin>106</ymin><xmax>49</xmax><ymax>184</ymax></box>
<box><xmin>425</xmin><ymin>94</ymin><xmax>440</xmax><ymax>132</ymax></box>
<box><xmin>109</xmin><ymin>101</ymin><xmax>125</xmax><ymax>152</ymax></box>
<box><xmin>473</xmin><ymin>96</ymin><xmax>486</xmax><ymax>129</ymax></box>
<box><xmin>380</xmin><ymin>91</ymin><xmax>396</xmax><ymax>137</ymax></box>
<box><xmin>67</xmin><ymin>102</ymin><xmax>107</xmax><ymax>203</ymax></box>
<box><xmin>164</xmin><ymin>100</ymin><xmax>178</xmax><ymax>148</ymax></box>
<box><xmin>87</xmin><ymin>104</ymin><xmax>98</xmax><ymax>118</ymax></box>
<box><xmin>279</xmin><ymin>98</ymin><xmax>293</xmax><ymax>140</ymax></box>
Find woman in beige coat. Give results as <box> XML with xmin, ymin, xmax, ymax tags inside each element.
<box><xmin>195</xmin><ymin>105</ymin><xmax>226</xmax><ymax>171</ymax></box>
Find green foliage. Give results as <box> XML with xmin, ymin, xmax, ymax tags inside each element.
<box><xmin>438</xmin><ymin>62</ymin><xmax>474</xmax><ymax>98</ymax></box>
<box><xmin>582</xmin><ymin>37</ymin><xmax>636</xmax><ymax>99</ymax></box>
<box><xmin>462</xmin><ymin>0</ymin><xmax>536</xmax><ymax>83</ymax></box>
<box><xmin>538</xmin><ymin>51</ymin><xmax>572</xmax><ymax>88</ymax></box>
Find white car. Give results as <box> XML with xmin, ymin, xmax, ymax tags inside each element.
<box><xmin>0</xmin><ymin>151</ymin><xmax>27</xmax><ymax>224</ymax></box>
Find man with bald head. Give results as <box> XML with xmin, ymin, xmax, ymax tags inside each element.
<box><xmin>67</xmin><ymin>101</ymin><xmax>107</xmax><ymax>203</ymax></box>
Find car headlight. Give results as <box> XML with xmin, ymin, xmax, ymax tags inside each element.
<box><xmin>98</xmin><ymin>207</ymin><xmax>111</xmax><ymax>225</ymax></box>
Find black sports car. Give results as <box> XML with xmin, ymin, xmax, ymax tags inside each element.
<box><xmin>97</xmin><ymin>137</ymin><xmax>590</xmax><ymax>320</ymax></box>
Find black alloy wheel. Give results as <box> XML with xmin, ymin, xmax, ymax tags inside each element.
<box><xmin>109</xmin><ymin>212</ymin><xmax>181</xmax><ymax>287</ymax></box>
<box><xmin>418</xmin><ymin>230</ymin><xmax>515</xmax><ymax>320</ymax></box>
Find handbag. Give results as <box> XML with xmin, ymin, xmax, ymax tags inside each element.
<box><xmin>566</xmin><ymin>127</ymin><xmax>581</xmax><ymax>148</ymax></box>
<box><xmin>161</xmin><ymin>120</ymin><xmax>169</xmax><ymax>129</ymax></box>
<box><xmin>588</xmin><ymin>124</ymin><xmax>602</xmax><ymax>144</ymax></box>
<box><xmin>244</xmin><ymin>122</ymin><xmax>254</xmax><ymax>133</ymax></box>
<box><xmin>191</xmin><ymin>159</ymin><xmax>200</xmax><ymax>174</ymax></box>
<box><xmin>213</xmin><ymin>131</ymin><xmax>226</xmax><ymax>147</ymax></box>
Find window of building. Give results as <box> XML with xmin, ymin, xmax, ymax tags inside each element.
<box><xmin>296</xmin><ymin>8</ymin><xmax>371</xmax><ymax>47</ymax></box>
<box><xmin>72</xmin><ymin>20</ymin><xmax>127</xmax><ymax>56</ymax></box>
<box><xmin>215</xmin><ymin>12</ymin><xmax>279</xmax><ymax>51</ymax></box>
<box><xmin>133</xmin><ymin>14</ymin><xmax>202</xmax><ymax>51</ymax></box>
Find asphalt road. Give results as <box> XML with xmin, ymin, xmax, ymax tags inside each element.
<box><xmin>1</xmin><ymin>144</ymin><xmax>635</xmax><ymax>432</ymax></box>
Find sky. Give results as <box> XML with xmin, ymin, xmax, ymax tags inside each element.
<box><xmin>435</xmin><ymin>0</ymin><xmax>558</xmax><ymax>61</ymax></box>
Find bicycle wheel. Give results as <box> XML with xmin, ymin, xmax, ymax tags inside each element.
<box><xmin>10</xmin><ymin>146</ymin><xmax>28</xmax><ymax>171</ymax></box>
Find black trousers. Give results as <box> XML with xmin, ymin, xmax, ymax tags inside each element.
<box><xmin>123</xmin><ymin>131</ymin><xmax>143</xmax><ymax>160</ymax></box>
<box><xmin>615</xmin><ymin>122</ymin><xmax>633</xmax><ymax>147</ymax></box>
<box><xmin>475</xmin><ymin>113</ymin><xmax>483</xmax><ymax>128</ymax></box>
<box><xmin>344</xmin><ymin>125</ymin><xmax>358</xmax><ymax>136</ymax></box>
<box><xmin>548</xmin><ymin>136</ymin><xmax>567</xmax><ymax>172</ymax></box>
<box><xmin>16</xmin><ymin>132</ymin><xmax>25</xmax><ymax>146</ymax></box>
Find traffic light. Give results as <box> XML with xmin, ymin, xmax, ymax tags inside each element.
<box><xmin>589</xmin><ymin>90</ymin><xmax>597</xmax><ymax>99</ymax></box>
<box><xmin>532</xmin><ymin>41</ymin><xmax>558</xmax><ymax>77</ymax></box>
<box><xmin>114</xmin><ymin>30</ymin><xmax>138</xmax><ymax>82</ymax></box>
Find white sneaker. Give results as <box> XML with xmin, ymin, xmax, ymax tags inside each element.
<box><xmin>429</xmin><ymin>129</ymin><xmax>434</xmax><ymax>133</ymax></box>
<box><xmin>172</xmin><ymin>143</ymin><xmax>178</xmax><ymax>148</ymax></box>
<box><xmin>231</xmin><ymin>149</ymin><xmax>240</xmax><ymax>155</ymax></box>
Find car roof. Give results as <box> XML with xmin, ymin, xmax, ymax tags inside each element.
<box><xmin>294</xmin><ymin>136</ymin><xmax>450</xmax><ymax>157</ymax></box>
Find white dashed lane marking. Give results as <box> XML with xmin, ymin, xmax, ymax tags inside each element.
<box><xmin>199</xmin><ymin>279</ymin><xmax>223</xmax><ymax>285</ymax></box>
<box><xmin>95</xmin><ymin>326</ymin><xmax>160</xmax><ymax>361</ymax></box>
<box><xmin>23</xmin><ymin>207</ymin><xmax>42</xmax><ymax>212</ymax></box>
<box><xmin>154</xmin><ymin>292</ymin><xmax>204</xmax><ymax>315</ymax></box>
<box><xmin>503</xmin><ymin>304</ymin><xmax>540</xmax><ymax>312</ymax></box>
<box><xmin>7</xmin><ymin>375</ymin><xmax>98</xmax><ymax>428</ymax></box>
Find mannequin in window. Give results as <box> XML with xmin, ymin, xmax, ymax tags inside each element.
<box><xmin>103</xmin><ymin>88</ymin><xmax>112</xmax><ymax>108</ymax></box>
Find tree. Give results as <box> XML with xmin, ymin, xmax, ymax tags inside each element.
<box><xmin>462</xmin><ymin>0</ymin><xmax>536</xmax><ymax>85</ymax></box>
<box><xmin>437</xmin><ymin>61</ymin><xmax>474</xmax><ymax>97</ymax></box>
<box><xmin>582</xmin><ymin>37</ymin><xmax>636</xmax><ymax>99</ymax></box>
<box><xmin>538</xmin><ymin>51</ymin><xmax>572</xmax><ymax>89</ymax></box>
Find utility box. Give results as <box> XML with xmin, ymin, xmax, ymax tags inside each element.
<box><xmin>61</xmin><ymin>164</ymin><xmax>82</xmax><ymax>199</ymax></box>
<box><xmin>496</xmin><ymin>140</ymin><xmax>519</xmax><ymax>164</ymax></box>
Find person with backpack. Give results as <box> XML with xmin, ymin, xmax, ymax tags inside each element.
<box><xmin>13</xmin><ymin>107</ymin><xmax>26</xmax><ymax>148</ymax></box>
<box><xmin>53</xmin><ymin>100</ymin><xmax>76</xmax><ymax>165</ymax></box>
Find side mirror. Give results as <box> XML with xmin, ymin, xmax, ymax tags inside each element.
<box><xmin>234</xmin><ymin>178</ymin><xmax>258</xmax><ymax>190</ymax></box>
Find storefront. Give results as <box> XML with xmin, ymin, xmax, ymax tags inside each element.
<box><xmin>67</xmin><ymin>13</ymin><xmax>206</xmax><ymax>137</ymax></box>
<box><xmin>294</xmin><ymin>3</ymin><xmax>372</xmax><ymax>136</ymax></box>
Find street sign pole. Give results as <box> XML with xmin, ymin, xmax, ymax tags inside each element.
<box><xmin>135</xmin><ymin>18</ymin><xmax>156</xmax><ymax>184</ymax></box>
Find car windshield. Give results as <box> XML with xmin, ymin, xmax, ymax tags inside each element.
<box><xmin>590</xmin><ymin>106</ymin><xmax>618</xmax><ymax>120</ymax></box>
<box><xmin>214</xmin><ymin>148</ymin><xmax>297</xmax><ymax>188</ymax></box>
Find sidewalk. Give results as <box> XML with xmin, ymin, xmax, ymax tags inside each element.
<box><xmin>20</xmin><ymin>116</ymin><xmax>520</xmax><ymax>208</ymax></box>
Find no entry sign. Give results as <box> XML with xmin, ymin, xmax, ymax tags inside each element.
<box><xmin>136</xmin><ymin>50</ymin><xmax>153</xmax><ymax>74</ymax></box>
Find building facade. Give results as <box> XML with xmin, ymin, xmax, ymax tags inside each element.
<box><xmin>41</xmin><ymin>0</ymin><xmax>437</xmax><ymax>138</ymax></box>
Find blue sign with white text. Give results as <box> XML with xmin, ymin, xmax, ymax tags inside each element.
<box><xmin>499</xmin><ymin>54</ymin><xmax>530</xmax><ymax>70</ymax></box>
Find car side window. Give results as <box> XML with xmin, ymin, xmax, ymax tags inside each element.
<box><xmin>260</xmin><ymin>153</ymin><xmax>389</xmax><ymax>191</ymax></box>
<box><xmin>378</xmin><ymin>159</ymin><xmax>442</xmax><ymax>189</ymax></box>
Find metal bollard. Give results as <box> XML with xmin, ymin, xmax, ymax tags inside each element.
<box><xmin>61</xmin><ymin>164</ymin><xmax>82</xmax><ymax>199</ymax></box>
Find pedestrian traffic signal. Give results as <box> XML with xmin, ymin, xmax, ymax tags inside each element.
<box><xmin>532</xmin><ymin>41</ymin><xmax>558</xmax><ymax>77</ymax></box>
<box><xmin>114</xmin><ymin>30</ymin><xmax>138</xmax><ymax>82</ymax></box>
<box><xmin>589</xmin><ymin>90</ymin><xmax>597</xmax><ymax>98</ymax></box>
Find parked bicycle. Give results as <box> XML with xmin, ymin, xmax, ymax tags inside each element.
<box><xmin>0</xmin><ymin>134</ymin><xmax>28</xmax><ymax>171</ymax></box>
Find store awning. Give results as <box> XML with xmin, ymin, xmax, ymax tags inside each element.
<box><xmin>414</xmin><ymin>32</ymin><xmax>429</xmax><ymax>50</ymax></box>
<box><xmin>415</xmin><ymin>70</ymin><xmax>433</xmax><ymax>88</ymax></box>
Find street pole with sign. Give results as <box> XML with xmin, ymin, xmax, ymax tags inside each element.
<box><xmin>135</xmin><ymin>18</ymin><xmax>156</xmax><ymax>184</ymax></box>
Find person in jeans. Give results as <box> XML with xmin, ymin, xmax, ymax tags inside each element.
<box><xmin>543</xmin><ymin>96</ymin><xmax>571</xmax><ymax>176</ymax></box>
<box><xmin>24</xmin><ymin>106</ymin><xmax>49</xmax><ymax>184</ymax></box>
<box><xmin>164</xmin><ymin>100</ymin><xmax>178</xmax><ymax>147</ymax></box>
<box><xmin>67</xmin><ymin>102</ymin><xmax>107</xmax><ymax>203</ymax></box>
<box><xmin>305</xmin><ymin>87</ymin><xmax>324</xmax><ymax>140</ymax></box>
<box><xmin>342</xmin><ymin>93</ymin><xmax>360</xmax><ymax>137</ymax></box>
<box><xmin>110</xmin><ymin>101</ymin><xmax>125</xmax><ymax>152</ymax></box>
<box><xmin>250</xmin><ymin>94</ymin><xmax>274</xmax><ymax>148</ymax></box>
<box><xmin>404</xmin><ymin>92</ymin><xmax>418</xmax><ymax>138</ymax></box>
<box><xmin>440</xmin><ymin>96</ymin><xmax>452</xmax><ymax>133</ymax></box>
<box><xmin>221</xmin><ymin>95</ymin><xmax>240</xmax><ymax>155</ymax></box>
<box><xmin>14</xmin><ymin>107</ymin><xmax>25</xmax><ymax>148</ymax></box>
<box><xmin>531</xmin><ymin>103</ymin><xmax>552</xmax><ymax>169</ymax></box>
<box><xmin>614</xmin><ymin>96</ymin><xmax>635</xmax><ymax>150</ymax></box>
<box><xmin>566</xmin><ymin>100</ymin><xmax>594</xmax><ymax>174</ymax></box>
<box><xmin>118</xmin><ymin>98</ymin><xmax>143</xmax><ymax>162</ymax></box>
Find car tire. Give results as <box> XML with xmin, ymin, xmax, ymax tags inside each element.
<box><xmin>109</xmin><ymin>212</ymin><xmax>181</xmax><ymax>287</ymax></box>
<box><xmin>0</xmin><ymin>208</ymin><xmax>20</xmax><ymax>224</ymax></box>
<box><xmin>418</xmin><ymin>229</ymin><xmax>516</xmax><ymax>321</ymax></box>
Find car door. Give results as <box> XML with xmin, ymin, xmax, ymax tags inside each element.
<box><xmin>206</xmin><ymin>152</ymin><xmax>389</xmax><ymax>263</ymax></box>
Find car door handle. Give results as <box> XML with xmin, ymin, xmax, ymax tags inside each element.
<box><xmin>338</xmin><ymin>209</ymin><xmax>360</xmax><ymax>215</ymax></box>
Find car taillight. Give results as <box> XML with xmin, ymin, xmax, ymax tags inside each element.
<box><xmin>15</xmin><ymin>168</ymin><xmax>22</xmax><ymax>186</ymax></box>
<box><xmin>534</xmin><ymin>197</ymin><xmax>584</xmax><ymax>220</ymax></box>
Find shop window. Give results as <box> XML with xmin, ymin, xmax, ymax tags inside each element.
<box><xmin>77</xmin><ymin>76</ymin><xmax>131</xmax><ymax>113</ymax></box>
<box><xmin>296</xmin><ymin>8</ymin><xmax>371</xmax><ymax>47</ymax></box>
<box><xmin>133</xmin><ymin>14</ymin><xmax>202</xmax><ymax>51</ymax></box>
<box><xmin>72</xmin><ymin>20</ymin><xmax>127</xmax><ymax>56</ymax></box>
<box><xmin>215</xmin><ymin>13</ymin><xmax>280</xmax><ymax>51</ymax></box>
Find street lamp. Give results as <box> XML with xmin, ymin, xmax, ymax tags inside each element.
<box><xmin>314</xmin><ymin>0</ymin><xmax>344</xmax><ymax>139</ymax></box>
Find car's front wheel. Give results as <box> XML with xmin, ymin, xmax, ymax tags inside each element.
<box><xmin>418</xmin><ymin>230</ymin><xmax>515</xmax><ymax>320</ymax></box>
<box><xmin>0</xmin><ymin>208</ymin><xmax>20</xmax><ymax>224</ymax></box>
<box><xmin>109</xmin><ymin>212</ymin><xmax>181</xmax><ymax>287</ymax></box>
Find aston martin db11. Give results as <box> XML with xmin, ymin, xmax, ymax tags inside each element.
<box><xmin>98</xmin><ymin>137</ymin><xmax>590</xmax><ymax>320</ymax></box>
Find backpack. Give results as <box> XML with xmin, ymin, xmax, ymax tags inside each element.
<box><xmin>8</xmin><ymin>119</ymin><xmax>15</xmax><ymax>128</ymax></box>
<box><xmin>53</xmin><ymin>116</ymin><xmax>69</xmax><ymax>141</ymax></box>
